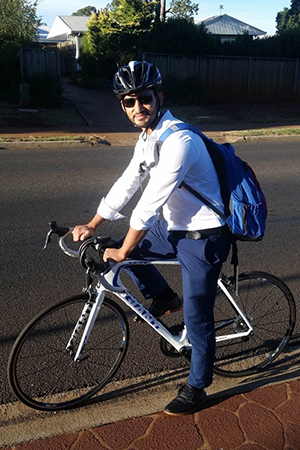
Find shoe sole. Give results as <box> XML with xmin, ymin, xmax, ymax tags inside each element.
<box><xmin>163</xmin><ymin>395</ymin><xmax>207</xmax><ymax>416</ymax></box>
<box><xmin>133</xmin><ymin>305</ymin><xmax>183</xmax><ymax>323</ymax></box>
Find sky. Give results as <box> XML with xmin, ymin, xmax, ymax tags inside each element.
<box><xmin>37</xmin><ymin>0</ymin><xmax>290</xmax><ymax>36</ymax></box>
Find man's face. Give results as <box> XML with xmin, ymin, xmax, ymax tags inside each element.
<box><xmin>121</xmin><ymin>89</ymin><xmax>163</xmax><ymax>130</ymax></box>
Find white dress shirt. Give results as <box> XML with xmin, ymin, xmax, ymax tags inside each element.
<box><xmin>97</xmin><ymin>110</ymin><xmax>225</xmax><ymax>231</ymax></box>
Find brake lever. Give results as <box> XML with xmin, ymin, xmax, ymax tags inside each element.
<box><xmin>43</xmin><ymin>228</ymin><xmax>52</xmax><ymax>250</ymax></box>
<box><xmin>43</xmin><ymin>221</ymin><xmax>71</xmax><ymax>250</ymax></box>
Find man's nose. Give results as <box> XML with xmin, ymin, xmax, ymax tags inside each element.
<box><xmin>134</xmin><ymin>98</ymin><xmax>145</xmax><ymax>110</ymax></box>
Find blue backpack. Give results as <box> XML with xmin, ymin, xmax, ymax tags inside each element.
<box><xmin>158</xmin><ymin>123</ymin><xmax>267</xmax><ymax>241</ymax></box>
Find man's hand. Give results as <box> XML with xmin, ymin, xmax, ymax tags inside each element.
<box><xmin>72</xmin><ymin>214</ymin><xmax>105</xmax><ymax>242</ymax></box>
<box><xmin>103</xmin><ymin>227</ymin><xmax>149</xmax><ymax>263</ymax></box>
<box><xmin>103</xmin><ymin>247</ymin><xmax>126</xmax><ymax>263</ymax></box>
<box><xmin>72</xmin><ymin>225</ymin><xmax>95</xmax><ymax>242</ymax></box>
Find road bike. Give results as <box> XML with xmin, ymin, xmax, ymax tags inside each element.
<box><xmin>8</xmin><ymin>221</ymin><xmax>296</xmax><ymax>411</ymax></box>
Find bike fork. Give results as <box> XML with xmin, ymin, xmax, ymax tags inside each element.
<box><xmin>66</xmin><ymin>287</ymin><xmax>105</xmax><ymax>362</ymax></box>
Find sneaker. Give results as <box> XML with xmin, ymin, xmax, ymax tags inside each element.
<box><xmin>133</xmin><ymin>294</ymin><xmax>182</xmax><ymax>323</ymax></box>
<box><xmin>164</xmin><ymin>384</ymin><xmax>207</xmax><ymax>415</ymax></box>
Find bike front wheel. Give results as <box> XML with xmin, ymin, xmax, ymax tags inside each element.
<box><xmin>214</xmin><ymin>271</ymin><xmax>296</xmax><ymax>377</ymax></box>
<box><xmin>8</xmin><ymin>294</ymin><xmax>129</xmax><ymax>411</ymax></box>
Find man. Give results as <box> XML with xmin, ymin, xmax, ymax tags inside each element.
<box><xmin>73</xmin><ymin>60</ymin><xmax>231</xmax><ymax>415</ymax></box>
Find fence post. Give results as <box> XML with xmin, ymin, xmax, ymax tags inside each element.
<box><xmin>247</xmin><ymin>57</ymin><xmax>253</xmax><ymax>102</ymax></box>
<box><xmin>293</xmin><ymin>59</ymin><xmax>299</xmax><ymax>101</ymax></box>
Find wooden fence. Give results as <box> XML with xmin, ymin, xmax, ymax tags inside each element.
<box><xmin>57</xmin><ymin>42</ymin><xmax>77</xmax><ymax>76</ymax></box>
<box><xmin>142</xmin><ymin>52</ymin><xmax>300</xmax><ymax>102</ymax></box>
<box><xmin>20</xmin><ymin>47</ymin><xmax>61</xmax><ymax>80</ymax></box>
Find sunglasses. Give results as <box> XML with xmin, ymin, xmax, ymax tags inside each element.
<box><xmin>123</xmin><ymin>94</ymin><xmax>154</xmax><ymax>108</ymax></box>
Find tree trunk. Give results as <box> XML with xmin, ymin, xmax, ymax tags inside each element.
<box><xmin>160</xmin><ymin>0</ymin><xmax>166</xmax><ymax>22</ymax></box>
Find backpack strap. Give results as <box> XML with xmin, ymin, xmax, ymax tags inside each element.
<box><xmin>158</xmin><ymin>123</ymin><xmax>228</xmax><ymax>222</ymax></box>
<box><xmin>179</xmin><ymin>181</ymin><xmax>227</xmax><ymax>221</ymax></box>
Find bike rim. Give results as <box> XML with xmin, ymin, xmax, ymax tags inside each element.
<box><xmin>8</xmin><ymin>295</ymin><xmax>129</xmax><ymax>410</ymax></box>
<box><xmin>214</xmin><ymin>272</ymin><xmax>296</xmax><ymax>377</ymax></box>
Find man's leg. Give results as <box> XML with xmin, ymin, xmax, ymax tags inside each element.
<box><xmin>125</xmin><ymin>220</ymin><xmax>182</xmax><ymax>318</ymax></box>
<box><xmin>164</xmin><ymin>230</ymin><xmax>231</xmax><ymax>415</ymax></box>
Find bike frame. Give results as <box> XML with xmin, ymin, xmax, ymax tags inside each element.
<box><xmin>68</xmin><ymin>257</ymin><xmax>254</xmax><ymax>363</ymax></box>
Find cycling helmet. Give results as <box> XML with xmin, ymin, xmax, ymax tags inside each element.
<box><xmin>113</xmin><ymin>61</ymin><xmax>162</xmax><ymax>100</ymax></box>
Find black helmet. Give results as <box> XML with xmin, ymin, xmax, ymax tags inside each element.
<box><xmin>113</xmin><ymin>61</ymin><xmax>162</xmax><ymax>100</ymax></box>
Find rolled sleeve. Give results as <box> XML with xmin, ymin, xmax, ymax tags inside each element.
<box><xmin>97</xmin><ymin>197</ymin><xmax>127</xmax><ymax>221</ymax></box>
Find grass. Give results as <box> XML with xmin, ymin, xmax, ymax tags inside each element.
<box><xmin>0</xmin><ymin>135</ymin><xmax>87</xmax><ymax>143</ymax></box>
<box><xmin>0</xmin><ymin>100</ymin><xmax>87</xmax><ymax>128</ymax></box>
<box><xmin>168</xmin><ymin>101</ymin><xmax>300</xmax><ymax>126</ymax></box>
<box><xmin>235</xmin><ymin>128</ymin><xmax>300</xmax><ymax>137</ymax></box>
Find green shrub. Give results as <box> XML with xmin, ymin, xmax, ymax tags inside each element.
<box><xmin>28</xmin><ymin>73</ymin><xmax>62</xmax><ymax>107</ymax></box>
<box><xmin>163</xmin><ymin>76</ymin><xmax>208</xmax><ymax>105</ymax></box>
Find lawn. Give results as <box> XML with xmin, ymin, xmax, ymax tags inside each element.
<box><xmin>0</xmin><ymin>100</ymin><xmax>86</xmax><ymax>128</ymax></box>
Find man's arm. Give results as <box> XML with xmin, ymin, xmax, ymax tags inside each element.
<box><xmin>72</xmin><ymin>213</ymin><xmax>106</xmax><ymax>242</ymax></box>
<box><xmin>103</xmin><ymin>226</ymin><xmax>149</xmax><ymax>262</ymax></box>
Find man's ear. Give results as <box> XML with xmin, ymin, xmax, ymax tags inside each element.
<box><xmin>157</xmin><ymin>91</ymin><xmax>164</xmax><ymax>107</ymax></box>
<box><xmin>120</xmin><ymin>100</ymin><xmax>126</xmax><ymax>113</ymax></box>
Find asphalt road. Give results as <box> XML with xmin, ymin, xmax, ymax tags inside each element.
<box><xmin>1</xmin><ymin>137</ymin><xmax>299</xmax><ymax>405</ymax></box>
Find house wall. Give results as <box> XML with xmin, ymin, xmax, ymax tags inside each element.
<box><xmin>143</xmin><ymin>52</ymin><xmax>300</xmax><ymax>102</ymax></box>
<box><xmin>47</xmin><ymin>17</ymin><xmax>71</xmax><ymax>40</ymax></box>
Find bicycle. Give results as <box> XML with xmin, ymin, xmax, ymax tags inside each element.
<box><xmin>8</xmin><ymin>221</ymin><xmax>296</xmax><ymax>411</ymax></box>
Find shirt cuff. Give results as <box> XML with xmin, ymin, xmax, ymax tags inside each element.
<box><xmin>97</xmin><ymin>197</ymin><xmax>127</xmax><ymax>221</ymax></box>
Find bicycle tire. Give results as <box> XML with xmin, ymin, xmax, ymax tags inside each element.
<box><xmin>214</xmin><ymin>271</ymin><xmax>296</xmax><ymax>377</ymax></box>
<box><xmin>8</xmin><ymin>294</ymin><xmax>129</xmax><ymax>411</ymax></box>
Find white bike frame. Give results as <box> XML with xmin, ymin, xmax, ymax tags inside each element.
<box><xmin>59</xmin><ymin>234</ymin><xmax>254</xmax><ymax>362</ymax></box>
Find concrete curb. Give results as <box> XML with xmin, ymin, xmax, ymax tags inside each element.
<box><xmin>1</xmin><ymin>345</ymin><xmax>300</xmax><ymax>448</ymax></box>
<box><xmin>1</xmin><ymin>131</ymin><xmax>300</xmax><ymax>150</ymax></box>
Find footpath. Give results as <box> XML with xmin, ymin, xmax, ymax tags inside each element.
<box><xmin>1</xmin><ymin>82</ymin><xmax>300</xmax><ymax>450</ymax></box>
<box><xmin>2</xmin><ymin>81</ymin><xmax>300</xmax><ymax>148</ymax></box>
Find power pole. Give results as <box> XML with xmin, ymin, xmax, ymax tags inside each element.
<box><xmin>160</xmin><ymin>0</ymin><xmax>166</xmax><ymax>22</ymax></box>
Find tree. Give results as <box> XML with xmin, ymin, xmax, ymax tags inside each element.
<box><xmin>0</xmin><ymin>0</ymin><xmax>40</xmax><ymax>99</ymax></box>
<box><xmin>72</xmin><ymin>5</ymin><xmax>97</xmax><ymax>16</ymax></box>
<box><xmin>276</xmin><ymin>0</ymin><xmax>300</xmax><ymax>33</ymax></box>
<box><xmin>109</xmin><ymin>0</ymin><xmax>156</xmax><ymax>28</ymax></box>
<box><xmin>159</xmin><ymin>0</ymin><xmax>198</xmax><ymax>22</ymax></box>
<box><xmin>167</xmin><ymin>0</ymin><xmax>199</xmax><ymax>22</ymax></box>
<box><xmin>143</xmin><ymin>18</ymin><xmax>209</xmax><ymax>54</ymax></box>
<box><xmin>0</xmin><ymin>0</ymin><xmax>39</xmax><ymax>45</ymax></box>
<box><xmin>81</xmin><ymin>0</ymin><xmax>156</xmax><ymax>71</ymax></box>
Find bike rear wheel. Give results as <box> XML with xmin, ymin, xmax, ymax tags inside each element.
<box><xmin>8</xmin><ymin>294</ymin><xmax>129</xmax><ymax>411</ymax></box>
<box><xmin>214</xmin><ymin>271</ymin><xmax>296</xmax><ymax>377</ymax></box>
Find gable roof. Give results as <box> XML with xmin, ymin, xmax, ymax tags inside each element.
<box><xmin>57</xmin><ymin>16</ymin><xmax>90</xmax><ymax>33</ymax></box>
<box><xmin>47</xmin><ymin>15</ymin><xmax>90</xmax><ymax>40</ymax></box>
<box><xmin>37</xmin><ymin>24</ymin><xmax>50</xmax><ymax>41</ymax></box>
<box><xmin>200</xmin><ymin>14</ymin><xmax>266</xmax><ymax>37</ymax></box>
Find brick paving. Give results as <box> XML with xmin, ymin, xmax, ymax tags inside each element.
<box><xmin>1</xmin><ymin>379</ymin><xmax>298</xmax><ymax>450</ymax></box>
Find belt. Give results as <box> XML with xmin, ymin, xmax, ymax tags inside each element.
<box><xmin>170</xmin><ymin>226</ymin><xmax>227</xmax><ymax>240</ymax></box>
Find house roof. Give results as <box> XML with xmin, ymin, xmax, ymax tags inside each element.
<box><xmin>57</xmin><ymin>16</ymin><xmax>90</xmax><ymax>33</ymax></box>
<box><xmin>47</xmin><ymin>15</ymin><xmax>90</xmax><ymax>40</ymax></box>
<box><xmin>37</xmin><ymin>24</ymin><xmax>50</xmax><ymax>41</ymax></box>
<box><xmin>200</xmin><ymin>14</ymin><xmax>266</xmax><ymax>37</ymax></box>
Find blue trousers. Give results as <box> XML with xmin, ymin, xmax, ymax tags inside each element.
<box><xmin>128</xmin><ymin>220</ymin><xmax>231</xmax><ymax>389</ymax></box>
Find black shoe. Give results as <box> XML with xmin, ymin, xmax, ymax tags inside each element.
<box><xmin>164</xmin><ymin>384</ymin><xmax>206</xmax><ymax>416</ymax></box>
<box><xmin>133</xmin><ymin>294</ymin><xmax>182</xmax><ymax>323</ymax></box>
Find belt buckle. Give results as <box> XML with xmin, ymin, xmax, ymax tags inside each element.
<box><xmin>189</xmin><ymin>230</ymin><xmax>202</xmax><ymax>240</ymax></box>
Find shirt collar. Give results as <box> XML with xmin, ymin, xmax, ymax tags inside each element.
<box><xmin>138</xmin><ymin>110</ymin><xmax>177</xmax><ymax>143</ymax></box>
